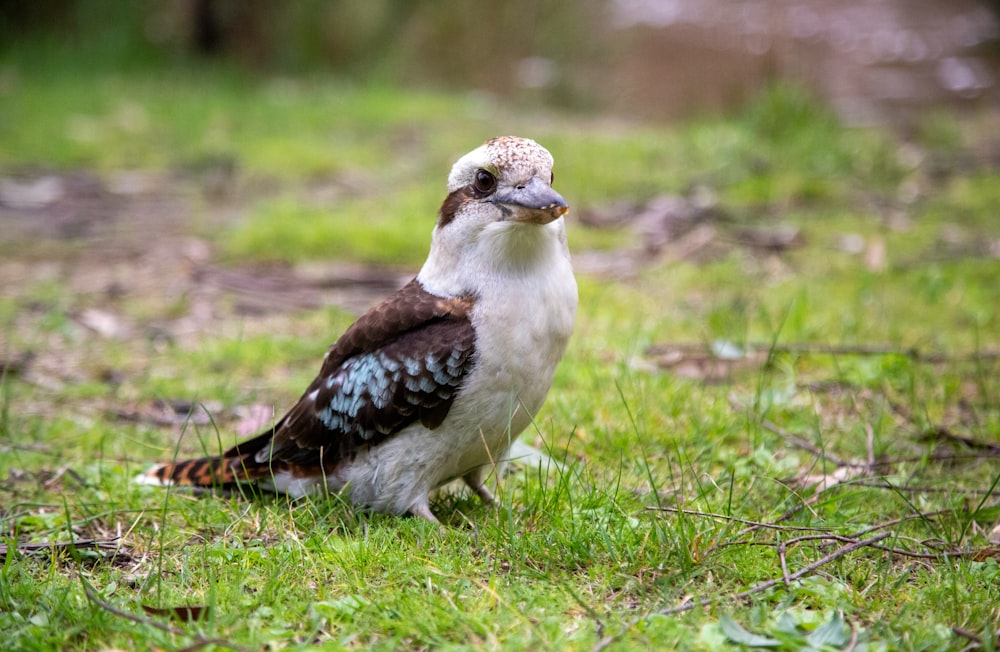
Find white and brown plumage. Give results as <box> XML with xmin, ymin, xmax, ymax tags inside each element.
<box><xmin>137</xmin><ymin>136</ymin><xmax>577</xmax><ymax>521</ymax></box>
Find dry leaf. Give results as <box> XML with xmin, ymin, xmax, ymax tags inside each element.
<box><xmin>141</xmin><ymin>605</ymin><xmax>210</xmax><ymax>622</ymax></box>
<box><xmin>791</xmin><ymin>465</ymin><xmax>869</xmax><ymax>492</ymax></box>
<box><xmin>864</xmin><ymin>236</ymin><xmax>887</xmax><ymax>271</ymax></box>
<box><xmin>644</xmin><ymin>342</ymin><xmax>766</xmax><ymax>382</ymax></box>
<box><xmin>970</xmin><ymin>547</ymin><xmax>1000</xmax><ymax>561</ymax></box>
<box><xmin>78</xmin><ymin>308</ymin><xmax>129</xmax><ymax>339</ymax></box>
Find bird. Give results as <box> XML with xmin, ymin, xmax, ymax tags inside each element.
<box><xmin>137</xmin><ymin>136</ymin><xmax>578</xmax><ymax>522</ymax></box>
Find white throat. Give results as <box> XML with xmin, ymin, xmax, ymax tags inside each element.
<box><xmin>418</xmin><ymin>219</ymin><xmax>570</xmax><ymax>299</ymax></box>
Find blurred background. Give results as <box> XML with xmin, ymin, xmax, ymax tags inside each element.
<box><xmin>4</xmin><ymin>6</ymin><xmax>1000</xmax><ymax>649</ymax></box>
<box><xmin>3</xmin><ymin>0</ymin><xmax>999</xmax><ymax>125</ymax></box>
<box><xmin>1</xmin><ymin>0</ymin><xmax>998</xmax><ymax>333</ymax></box>
<box><xmin>2</xmin><ymin>0</ymin><xmax>999</xmax><ymax>330</ymax></box>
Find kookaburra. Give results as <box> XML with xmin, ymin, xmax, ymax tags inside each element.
<box><xmin>138</xmin><ymin>136</ymin><xmax>577</xmax><ymax>522</ymax></box>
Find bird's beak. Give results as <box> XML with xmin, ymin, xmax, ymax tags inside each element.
<box><xmin>495</xmin><ymin>176</ymin><xmax>569</xmax><ymax>224</ymax></box>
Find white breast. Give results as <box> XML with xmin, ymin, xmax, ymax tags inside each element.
<box><xmin>444</xmin><ymin>219</ymin><xmax>577</xmax><ymax>469</ymax></box>
<box><xmin>325</xmin><ymin>219</ymin><xmax>577</xmax><ymax>514</ymax></box>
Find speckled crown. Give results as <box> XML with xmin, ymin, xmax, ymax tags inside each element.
<box><xmin>447</xmin><ymin>136</ymin><xmax>554</xmax><ymax>192</ymax></box>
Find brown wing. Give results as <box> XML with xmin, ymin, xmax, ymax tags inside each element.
<box><xmin>226</xmin><ymin>278</ymin><xmax>477</xmax><ymax>470</ymax></box>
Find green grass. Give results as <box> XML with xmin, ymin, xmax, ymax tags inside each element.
<box><xmin>1</xmin><ymin>52</ymin><xmax>999</xmax><ymax>651</ymax></box>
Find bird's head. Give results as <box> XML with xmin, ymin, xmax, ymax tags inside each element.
<box><xmin>420</xmin><ymin>136</ymin><xmax>572</xmax><ymax>296</ymax></box>
<box><xmin>439</xmin><ymin>136</ymin><xmax>567</xmax><ymax>229</ymax></box>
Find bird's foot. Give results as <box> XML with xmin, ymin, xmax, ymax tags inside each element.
<box><xmin>462</xmin><ymin>472</ymin><xmax>497</xmax><ymax>507</ymax></box>
<box><xmin>408</xmin><ymin>501</ymin><xmax>440</xmax><ymax>523</ymax></box>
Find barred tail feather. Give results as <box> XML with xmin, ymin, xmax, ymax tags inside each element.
<box><xmin>135</xmin><ymin>456</ymin><xmax>247</xmax><ymax>488</ymax></box>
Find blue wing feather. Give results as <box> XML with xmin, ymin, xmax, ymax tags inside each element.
<box><xmin>226</xmin><ymin>279</ymin><xmax>477</xmax><ymax>469</ymax></box>
<box><xmin>265</xmin><ymin>317</ymin><xmax>476</xmax><ymax>465</ymax></box>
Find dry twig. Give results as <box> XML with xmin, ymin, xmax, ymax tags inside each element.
<box><xmin>666</xmin><ymin>532</ymin><xmax>891</xmax><ymax>610</ymax></box>
<box><xmin>81</xmin><ymin>578</ymin><xmax>247</xmax><ymax>651</ymax></box>
<box><xmin>0</xmin><ymin>536</ymin><xmax>119</xmax><ymax>557</ymax></box>
<box><xmin>777</xmin><ymin>537</ymin><xmax>791</xmax><ymax>588</ymax></box>
<box><xmin>851</xmin><ymin>481</ymin><xmax>999</xmax><ymax>495</ymax></box>
<box><xmin>646</xmin><ymin>506</ymin><xmax>834</xmax><ymax>532</ymax></box>
<box><xmin>761</xmin><ymin>419</ymin><xmax>861</xmax><ymax>468</ymax></box>
<box><xmin>710</xmin><ymin>532</ymin><xmax>997</xmax><ymax>561</ymax></box>
<box><xmin>591</xmin><ymin>532</ymin><xmax>891</xmax><ymax>652</ymax></box>
<box><xmin>652</xmin><ymin>506</ymin><xmax>1000</xmax><ymax>561</ymax></box>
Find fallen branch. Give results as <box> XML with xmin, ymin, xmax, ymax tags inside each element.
<box><xmin>0</xmin><ymin>536</ymin><xmax>119</xmax><ymax>557</ymax></box>
<box><xmin>952</xmin><ymin>625</ymin><xmax>1000</xmax><ymax>649</ymax></box>
<box><xmin>766</xmin><ymin>343</ymin><xmax>1000</xmax><ymax>363</ymax></box>
<box><xmin>645</xmin><ymin>506</ymin><xmax>835</xmax><ymax>532</ymax></box>
<box><xmin>654</xmin><ymin>505</ymin><xmax>1000</xmax><ymax>561</ymax></box>
<box><xmin>757</xmin><ymin>424</ymin><xmax>999</xmax><ymax>475</ymax></box>
<box><xmin>591</xmin><ymin>532</ymin><xmax>891</xmax><ymax>652</ymax></box>
<box><xmin>710</xmin><ymin>532</ymin><xmax>998</xmax><ymax>561</ymax></box>
<box><xmin>667</xmin><ymin>532</ymin><xmax>890</xmax><ymax>609</ymax></box>
<box><xmin>81</xmin><ymin>578</ymin><xmax>183</xmax><ymax>636</ymax></box>
<box><xmin>647</xmin><ymin>341</ymin><xmax>1000</xmax><ymax>364</ymax></box>
<box><xmin>851</xmin><ymin>481</ymin><xmax>999</xmax><ymax>495</ymax></box>
<box><xmin>850</xmin><ymin>508</ymin><xmax>959</xmax><ymax>536</ymax></box>
<box><xmin>761</xmin><ymin>419</ymin><xmax>861</xmax><ymax>468</ymax></box>
<box><xmin>919</xmin><ymin>427</ymin><xmax>1000</xmax><ymax>454</ymax></box>
<box><xmin>777</xmin><ymin>536</ymin><xmax>791</xmax><ymax>588</ymax></box>
<box><xmin>81</xmin><ymin>577</ymin><xmax>247</xmax><ymax>651</ymax></box>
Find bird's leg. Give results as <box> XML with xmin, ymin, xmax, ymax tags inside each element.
<box><xmin>409</xmin><ymin>500</ymin><xmax>440</xmax><ymax>523</ymax></box>
<box><xmin>462</xmin><ymin>468</ymin><xmax>496</xmax><ymax>506</ymax></box>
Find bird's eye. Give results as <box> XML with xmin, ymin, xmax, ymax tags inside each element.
<box><xmin>473</xmin><ymin>169</ymin><xmax>497</xmax><ymax>195</ymax></box>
